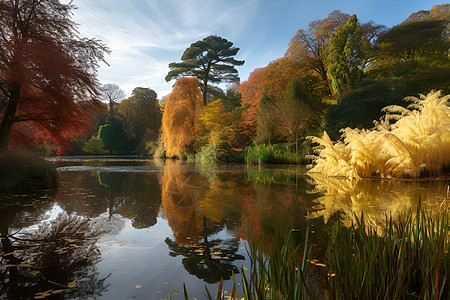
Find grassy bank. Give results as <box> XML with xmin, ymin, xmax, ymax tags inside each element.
<box><xmin>178</xmin><ymin>208</ymin><xmax>448</xmax><ymax>299</ymax></box>
<box><xmin>0</xmin><ymin>148</ymin><xmax>59</xmax><ymax>193</ymax></box>
<box><xmin>245</xmin><ymin>143</ymin><xmax>311</xmax><ymax>165</ymax></box>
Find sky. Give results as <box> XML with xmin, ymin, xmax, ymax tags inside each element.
<box><xmin>66</xmin><ymin>0</ymin><xmax>445</xmax><ymax>99</ymax></box>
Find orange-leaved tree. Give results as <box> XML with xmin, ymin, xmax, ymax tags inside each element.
<box><xmin>0</xmin><ymin>0</ymin><xmax>108</xmax><ymax>154</ymax></box>
<box><xmin>259</xmin><ymin>57</ymin><xmax>305</xmax><ymax>101</ymax></box>
<box><xmin>239</xmin><ymin>67</ymin><xmax>266</xmax><ymax>141</ymax></box>
<box><xmin>161</xmin><ymin>77</ymin><xmax>203</xmax><ymax>157</ymax></box>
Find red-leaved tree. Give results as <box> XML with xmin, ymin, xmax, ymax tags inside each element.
<box><xmin>0</xmin><ymin>0</ymin><xmax>108</xmax><ymax>154</ymax></box>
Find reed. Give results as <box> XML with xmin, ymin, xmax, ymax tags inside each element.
<box><xmin>328</xmin><ymin>208</ymin><xmax>448</xmax><ymax>299</ymax></box>
<box><xmin>173</xmin><ymin>207</ymin><xmax>448</xmax><ymax>299</ymax></box>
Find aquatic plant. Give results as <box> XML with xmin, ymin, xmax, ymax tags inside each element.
<box><xmin>329</xmin><ymin>209</ymin><xmax>448</xmax><ymax>299</ymax></box>
<box><xmin>308</xmin><ymin>91</ymin><xmax>450</xmax><ymax>179</ymax></box>
<box><xmin>174</xmin><ymin>208</ymin><xmax>448</xmax><ymax>299</ymax></box>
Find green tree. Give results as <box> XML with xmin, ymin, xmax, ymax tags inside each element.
<box><xmin>165</xmin><ymin>35</ymin><xmax>244</xmax><ymax>106</ymax></box>
<box><xmin>326</xmin><ymin>15</ymin><xmax>383</xmax><ymax>94</ymax></box>
<box><xmin>98</xmin><ymin>117</ymin><xmax>127</xmax><ymax>154</ymax></box>
<box><xmin>256</xmin><ymin>80</ymin><xmax>323</xmax><ymax>152</ymax></box>
<box><xmin>376</xmin><ymin>9</ymin><xmax>449</xmax><ymax>62</ymax></box>
<box><xmin>118</xmin><ymin>87</ymin><xmax>162</xmax><ymax>152</ymax></box>
<box><xmin>255</xmin><ymin>94</ymin><xmax>279</xmax><ymax>145</ymax></box>
<box><xmin>82</xmin><ymin>137</ymin><xmax>108</xmax><ymax>154</ymax></box>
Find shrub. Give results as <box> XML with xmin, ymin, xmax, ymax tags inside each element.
<box><xmin>0</xmin><ymin>149</ymin><xmax>59</xmax><ymax>193</ymax></box>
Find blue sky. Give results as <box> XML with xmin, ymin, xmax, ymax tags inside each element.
<box><xmin>67</xmin><ymin>0</ymin><xmax>445</xmax><ymax>98</ymax></box>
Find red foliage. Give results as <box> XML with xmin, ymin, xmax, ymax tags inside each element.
<box><xmin>0</xmin><ymin>0</ymin><xmax>108</xmax><ymax>154</ymax></box>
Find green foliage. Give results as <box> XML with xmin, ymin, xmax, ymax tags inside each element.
<box><xmin>176</xmin><ymin>230</ymin><xmax>315</xmax><ymax>300</ymax></box>
<box><xmin>329</xmin><ymin>209</ymin><xmax>448</xmax><ymax>299</ymax></box>
<box><xmin>177</xmin><ymin>208</ymin><xmax>448</xmax><ymax>299</ymax></box>
<box><xmin>166</xmin><ymin>35</ymin><xmax>244</xmax><ymax>105</ymax></box>
<box><xmin>118</xmin><ymin>87</ymin><xmax>162</xmax><ymax>153</ymax></box>
<box><xmin>245</xmin><ymin>143</ymin><xmax>310</xmax><ymax>165</ymax></box>
<box><xmin>376</xmin><ymin>19</ymin><xmax>449</xmax><ymax>62</ymax></box>
<box><xmin>325</xmin><ymin>80</ymin><xmax>406</xmax><ymax>140</ymax></box>
<box><xmin>195</xmin><ymin>143</ymin><xmax>216</xmax><ymax>164</ymax></box>
<box><xmin>98</xmin><ymin>117</ymin><xmax>128</xmax><ymax>153</ymax></box>
<box><xmin>255</xmin><ymin>94</ymin><xmax>279</xmax><ymax>144</ymax></box>
<box><xmin>82</xmin><ymin>137</ymin><xmax>108</xmax><ymax>155</ymax></box>
<box><xmin>0</xmin><ymin>149</ymin><xmax>58</xmax><ymax>193</ymax></box>
<box><xmin>326</xmin><ymin>15</ymin><xmax>361</xmax><ymax>94</ymax></box>
<box><xmin>256</xmin><ymin>80</ymin><xmax>324</xmax><ymax>150</ymax></box>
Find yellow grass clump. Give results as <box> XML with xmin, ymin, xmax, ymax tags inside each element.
<box><xmin>308</xmin><ymin>90</ymin><xmax>450</xmax><ymax>179</ymax></box>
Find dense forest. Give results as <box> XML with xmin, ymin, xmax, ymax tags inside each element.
<box><xmin>1</xmin><ymin>3</ymin><xmax>449</xmax><ymax>163</ymax></box>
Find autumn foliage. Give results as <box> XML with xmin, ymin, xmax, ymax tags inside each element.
<box><xmin>0</xmin><ymin>0</ymin><xmax>108</xmax><ymax>154</ymax></box>
<box><xmin>161</xmin><ymin>77</ymin><xmax>204</xmax><ymax>157</ymax></box>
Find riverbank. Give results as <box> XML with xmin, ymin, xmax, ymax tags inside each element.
<box><xmin>0</xmin><ymin>149</ymin><xmax>59</xmax><ymax>193</ymax></box>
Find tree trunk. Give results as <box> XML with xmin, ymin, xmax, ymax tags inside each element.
<box><xmin>0</xmin><ymin>86</ymin><xmax>20</xmax><ymax>150</ymax></box>
<box><xmin>202</xmin><ymin>77</ymin><xmax>208</xmax><ymax>106</ymax></box>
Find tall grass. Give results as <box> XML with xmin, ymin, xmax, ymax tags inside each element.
<box><xmin>245</xmin><ymin>143</ymin><xmax>310</xmax><ymax>165</ymax></box>
<box><xmin>174</xmin><ymin>231</ymin><xmax>317</xmax><ymax>300</ymax></box>
<box><xmin>176</xmin><ymin>208</ymin><xmax>448</xmax><ymax>299</ymax></box>
<box><xmin>308</xmin><ymin>91</ymin><xmax>450</xmax><ymax>179</ymax></box>
<box><xmin>329</xmin><ymin>208</ymin><xmax>448</xmax><ymax>299</ymax></box>
<box><xmin>0</xmin><ymin>148</ymin><xmax>59</xmax><ymax>193</ymax></box>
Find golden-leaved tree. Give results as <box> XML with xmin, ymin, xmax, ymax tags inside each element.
<box><xmin>161</xmin><ymin>77</ymin><xmax>203</xmax><ymax>157</ymax></box>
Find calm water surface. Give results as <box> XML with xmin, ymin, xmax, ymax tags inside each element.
<box><xmin>1</xmin><ymin>157</ymin><xmax>448</xmax><ymax>299</ymax></box>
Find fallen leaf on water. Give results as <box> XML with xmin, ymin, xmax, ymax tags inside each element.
<box><xmin>52</xmin><ymin>290</ymin><xmax>64</xmax><ymax>294</ymax></box>
<box><xmin>315</xmin><ymin>263</ymin><xmax>326</xmax><ymax>267</ymax></box>
<box><xmin>135</xmin><ymin>284</ymin><xmax>143</xmax><ymax>289</ymax></box>
<box><xmin>242</xmin><ymin>266</ymin><xmax>248</xmax><ymax>270</ymax></box>
<box><xmin>5</xmin><ymin>264</ymin><xmax>17</xmax><ymax>268</ymax></box>
<box><xmin>2</xmin><ymin>252</ymin><xmax>14</xmax><ymax>256</ymax></box>
<box><xmin>67</xmin><ymin>282</ymin><xmax>77</xmax><ymax>287</ymax></box>
<box><xmin>78</xmin><ymin>278</ymin><xmax>90</xmax><ymax>282</ymax></box>
<box><xmin>19</xmin><ymin>263</ymin><xmax>32</xmax><ymax>267</ymax></box>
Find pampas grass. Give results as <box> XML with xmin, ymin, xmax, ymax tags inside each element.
<box><xmin>308</xmin><ymin>91</ymin><xmax>450</xmax><ymax>179</ymax></box>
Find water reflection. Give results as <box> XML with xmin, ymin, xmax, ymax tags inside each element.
<box><xmin>1</xmin><ymin>206</ymin><xmax>112</xmax><ymax>299</ymax></box>
<box><xmin>1</xmin><ymin>158</ymin><xmax>448</xmax><ymax>299</ymax></box>
<box><xmin>307</xmin><ymin>173</ymin><xmax>449</xmax><ymax>227</ymax></box>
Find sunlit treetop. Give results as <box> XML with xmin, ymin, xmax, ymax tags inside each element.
<box><xmin>166</xmin><ymin>35</ymin><xmax>244</xmax><ymax>106</ymax></box>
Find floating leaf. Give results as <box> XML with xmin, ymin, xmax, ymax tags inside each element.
<box><xmin>315</xmin><ymin>263</ymin><xmax>326</xmax><ymax>267</ymax></box>
<box><xmin>5</xmin><ymin>264</ymin><xmax>17</xmax><ymax>268</ymax></box>
<box><xmin>135</xmin><ymin>284</ymin><xmax>143</xmax><ymax>289</ymax></box>
<box><xmin>2</xmin><ymin>252</ymin><xmax>14</xmax><ymax>256</ymax></box>
<box><xmin>67</xmin><ymin>282</ymin><xmax>77</xmax><ymax>287</ymax></box>
<box><xmin>52</xmin><ymin>290</ymin><xmax>64</xmax><ymax>294</ymax></box>
<box><xmin>78</xmin><ymin>278</ymin><xmax>90</xmax><ymax>282</ymax></box>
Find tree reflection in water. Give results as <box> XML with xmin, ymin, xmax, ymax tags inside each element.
<box><xmin>160</xmin><ymin>167</ymin><xmax>245</xmax><ymax>283</ymax></box>
<box><xmin>1</xmin><ymin>210</ymin><xmax>113</xmax><ymax>299</ymax></box>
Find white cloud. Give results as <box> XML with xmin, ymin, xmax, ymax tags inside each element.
<box><xmin>68</xmin><ymin>0</ymin><xmax>258</xmax><ymax>97</ymax></box>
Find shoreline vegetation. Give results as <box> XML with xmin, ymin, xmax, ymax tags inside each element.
<box><xmin>307</xmin><ymin>91</ymin><xmax>450</xmax><ymax>180</ymax></box>
<box><xmin>0</xmin><ymin>149</ymin><xmax>59</xmax><ymax>193</ymax></box>
<box><xmin>178</xmin><ymin>208</ymin><xmax>449</xmax><ymax>300</ymax></box>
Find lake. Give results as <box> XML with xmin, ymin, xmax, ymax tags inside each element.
<box><xmin>0</xmin><ymin>157</ymin><xmax>448</xmax><ymax>299</ymax></box>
